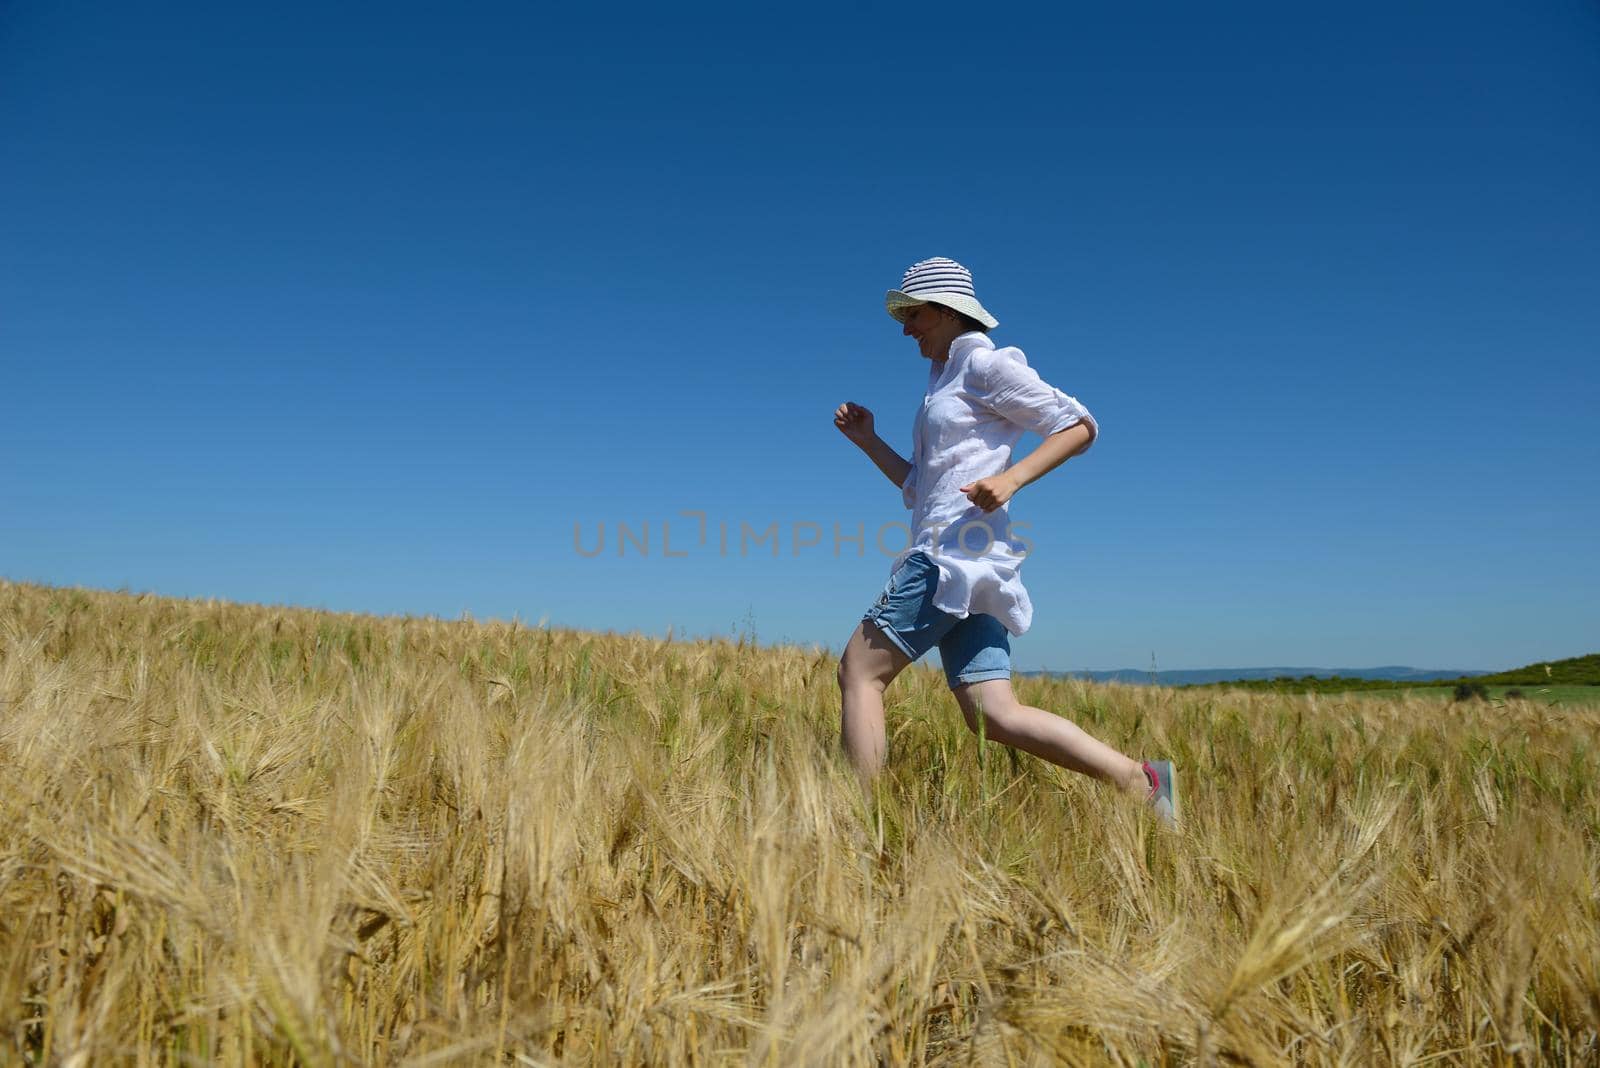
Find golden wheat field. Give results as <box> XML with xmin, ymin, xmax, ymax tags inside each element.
<box><xmin>1</xmin><ymin>579</ymin><xmax>1597</xmax><ymax>1066</ymax></box>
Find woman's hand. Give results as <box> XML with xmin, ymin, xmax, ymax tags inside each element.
<box><xmin>833</xmin><ymin>401</ymin><xmax>877</xmax><ymax>447</ymax></box>
<box><xmin>958</xmin><ymin>473</ymin><xmax>1020</xmax><ymax>513</ymax></box>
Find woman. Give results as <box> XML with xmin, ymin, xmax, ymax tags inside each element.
<box><xmin>833</xmin><ymin>257</ymin><xmax>1177</xmax><ymax>826</ymax></box>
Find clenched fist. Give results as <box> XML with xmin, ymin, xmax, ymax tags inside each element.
<box><xmin>958</xmin><ymin>473</ymin><xmax>1020</xmax><ymax>513</ymax></box>
<box><xmin>833</xmin><ymin>401</ymin><xmax>876</xmax><ymax>447</ymax></box>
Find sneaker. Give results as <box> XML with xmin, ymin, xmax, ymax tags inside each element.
<box><xmin>1142</xmin><ymin>760</ymin><xmax>1179</xmax><ymax>829</ymax></box>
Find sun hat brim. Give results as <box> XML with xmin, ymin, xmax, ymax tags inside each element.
<box><xmin>885</xmin><ymin>289</ymin><xmax>999</xmax><ymax>330</ymax></box>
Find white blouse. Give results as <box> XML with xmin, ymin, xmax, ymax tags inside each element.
<box><xmin>897</xmin><ymin>331</ymin><xmax>1098</xmax><ymax>636</ymax></box>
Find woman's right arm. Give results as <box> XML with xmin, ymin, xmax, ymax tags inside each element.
<box><xmin>834</xmin><ymin>402</ymin><xmax>912</xmax><ymax>490</ymax></box>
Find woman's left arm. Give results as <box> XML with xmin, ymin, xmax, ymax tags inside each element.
<box><xmin>959</xmin><ymin>347</ymin><xmax>1100</xmax><ymax>513</ymax></box>
<box><xmin>959</xmin><ymin>422</ymin><xmax>1094</xmax><ymax>512</ymax></box>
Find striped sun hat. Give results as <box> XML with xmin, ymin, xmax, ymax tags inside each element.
<box><xmin>884</xmin><ymin>256</ymin><xmax>999</xmax><ymax>329</ymax></box>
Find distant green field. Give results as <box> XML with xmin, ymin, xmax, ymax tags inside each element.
<box><xmin>1215</xmin><ymin>684</ymin><xmax>1600</xmax><ymax>707</ymax></box>
<box><xmin>1184</xmin><ymin>652</ymin><xmax>1600</xmax><ymax>702</ymax></box>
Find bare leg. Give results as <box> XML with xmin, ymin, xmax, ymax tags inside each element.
<box><xmin>952</xmin><ymin>679</ymin><xmax>1146</xmax><ymax>794</ymax></box>
<box><xmin>836</xmin><ymin>621</ymin><xmax>912</xmax><ymax>779</ymax></box>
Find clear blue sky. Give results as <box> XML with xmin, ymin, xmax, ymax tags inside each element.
<box><xmin>4</xmin><ymin>1</ymin><xmax>1597</xmax><ymax>671</ymax></box>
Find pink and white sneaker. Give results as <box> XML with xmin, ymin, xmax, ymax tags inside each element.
<box><xmin>1142</xmin><ymin>760</ymin><xmax>1179</xmax><ymax>829</ymax></box>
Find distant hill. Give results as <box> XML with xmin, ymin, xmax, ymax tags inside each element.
<box><xmin>1466</xmin><ymin>653</ymin><xmax>1600</xmax><ymax>687</ymax></box>
<box><xmin>1026</xmin><ymin>652</ymin><xmax>1600</xmax><ymax>691</ymax></box>
<box><xmin>1025</xmin><ymin>666</ymin><xmax>1486</xmax><ymax>686</ymax></box>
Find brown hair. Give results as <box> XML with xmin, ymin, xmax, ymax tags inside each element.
<box><xmin>934</xmin><ymin>302</ymin><xmax>989</xmax><ymax>334</ymax></box>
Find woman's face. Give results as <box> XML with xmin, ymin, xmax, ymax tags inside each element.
<box><xmin>900</xmin><ymin>303</ymin><xmax>966</xmax><ymax>361</ymax></box>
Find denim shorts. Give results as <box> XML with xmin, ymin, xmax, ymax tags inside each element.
<box><xmin>862</xmin><ymin>551</ymin><xmax>1012</xmax><ymax>689</ymax></box>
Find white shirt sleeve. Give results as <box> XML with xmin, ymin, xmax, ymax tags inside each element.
<box><xmin>900</xmin><ymin>463</ymin><xmax>918</xmax><ymax>509</ymax></box>
<box><xmin>971</xmin><ymin>346</ymin><xmax>1099</xmax><ymax>449</ymax></box>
